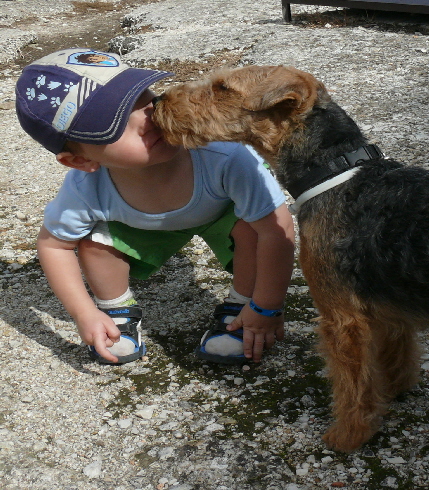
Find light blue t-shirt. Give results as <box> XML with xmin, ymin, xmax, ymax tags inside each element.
<box><xmin>44</xmin><ymin>142</ymin><xmax>285</xmax><ymax>241</ymax></box>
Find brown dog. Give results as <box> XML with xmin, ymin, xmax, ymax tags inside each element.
<box><xmin>153</xmin><ymin>65</ymin><xmax>429</xmax><ymax>452</ymax></box>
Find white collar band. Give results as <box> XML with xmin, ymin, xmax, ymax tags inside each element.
<box><xmin>288</xmin><ymin>167</ymin><xmax>361</xmax><ymax>215</ymax></box>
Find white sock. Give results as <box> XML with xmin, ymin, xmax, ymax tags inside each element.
<box><xmin>227</xmin><ymin>286</ymin><xmax>251</xmax><ymax>305</ymax></box>
<box><xmin>94</xmin><ymin>288</ymin><xmax>137</xmax><ymax>325</ymax></box>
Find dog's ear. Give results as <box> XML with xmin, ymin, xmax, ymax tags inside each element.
<box><xmin>241</xmin><ymin>66</ymin><xmax>321</xmax><ymax>112</ymax></box>
<box><xmin>242</xmin><ymin>90</ymin><xmax>303</xmax><ymax>111</ymax></box>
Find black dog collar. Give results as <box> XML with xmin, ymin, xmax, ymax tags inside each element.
<box><xmin>287</xmin><ymin>144</ymin><xmax>385</xmax><ymax>200</ymax></box>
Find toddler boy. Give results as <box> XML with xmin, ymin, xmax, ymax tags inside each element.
<box><xmin>15</xmin><ymin>48</ymin><xmax>295</xmax><ymax>365</ymax></box>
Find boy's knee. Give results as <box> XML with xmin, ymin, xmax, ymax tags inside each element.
<box><xmin>231</xmin><ymin>219</ymin><xmax>257</xmax><ymax>242</ymax></box>
<box><xmin>78</xmin><ymin>238</ymin><xmax>123</xmax><ymax>259</ymax></box>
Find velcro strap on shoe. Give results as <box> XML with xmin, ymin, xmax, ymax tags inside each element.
<box><xmin>213</xmin><ymin>302</ymin><xmax>244</xmax><ymax>319</ymax></box>
<box><xmin>99</xmin><ymin>306</ymin><xmax>142</xmax><ymax>320</ymax></box>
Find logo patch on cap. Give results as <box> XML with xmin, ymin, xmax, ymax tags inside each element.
<box><xmin>67</xmin><ymin>51</ymin><xmax>119</xmax><ymax>67</ymax></box>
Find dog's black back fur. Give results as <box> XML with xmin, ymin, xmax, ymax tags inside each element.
<box><xmin>279</xmin><ymin>101</ymin><xmax>429</xmax><ymax>317</ymax></box>
<box><xmin>278</xmin><ymin>101</ymin><xmax>368</xmax><ymax>186</ymax></box>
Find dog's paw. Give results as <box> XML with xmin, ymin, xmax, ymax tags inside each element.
<box><xmin>322</xmin><ymin>423</ymin><xmax>373</xmax><ymax>453</ymax></box>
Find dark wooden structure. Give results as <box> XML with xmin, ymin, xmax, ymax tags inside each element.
<box><xmin>282</xmin><ymin>0</ymin><xmax>429</xmax><ymax>21</ymax></box>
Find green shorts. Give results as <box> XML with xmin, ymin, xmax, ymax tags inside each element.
<box><xmin>86</xmin><ymin>203</ymin><xmax>239</xmax><ymax>279</ymax></box>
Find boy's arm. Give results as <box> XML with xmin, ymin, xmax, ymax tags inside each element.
<box><xmin>37</xmin><ymin>225</ymin><xmax>121</xmax><ymax>363</ymax></box>
<box><xmin>228</xmin><ymin>203</ymin><xmax>295</xmax><ymax>362</ymax></box>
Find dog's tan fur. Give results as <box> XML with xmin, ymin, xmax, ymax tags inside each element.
<box><xmin>153</xmin><ymin>65</ymin><xmax>329</xmax><ymax>166</ymax></box>
<box><xmin>153</xmin><ymin>65</ymin><xmax>427</xmax><ymax>452</ymax></box>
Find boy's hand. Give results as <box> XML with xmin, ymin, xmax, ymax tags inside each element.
<box><xmin>75</xmin><ymin>309</ymin><xmax>121</xmax><ymax>363</ymax></box>
<box><xmin>226</xmin><ymin>303</ymin><xmax>284</xmax><ymax>362</ymax></box>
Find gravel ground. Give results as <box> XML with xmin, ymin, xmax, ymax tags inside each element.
<box><xmin>1</xmin><ymin>1</ymin><xmax>429</xmax><ymax>489</ymax></box>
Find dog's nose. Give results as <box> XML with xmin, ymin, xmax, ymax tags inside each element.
<box><xmin>152</xmin><ymin>95</ymin><xmax>163</xmax><ymax>107</ymax></box>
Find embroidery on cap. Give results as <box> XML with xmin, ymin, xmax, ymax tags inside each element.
<box><xmin>67</xmin><ymin>51</ymin><xmax>119</xmax><ymax>67</ymax></box>
<box><xmin>35</xmin><ymin>75</ymin><xmax>46</xmax><ymax>87</ymax></box>
<box><xmin>24</xmin><ymin>77</ymin><xmax>77</xmax><ymax>103</ymax></box>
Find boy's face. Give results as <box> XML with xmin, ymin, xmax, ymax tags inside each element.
<box><xmin>72</xmin><ymin>89</ymin><xmax>180</xmax><ymax>169</ymax></box>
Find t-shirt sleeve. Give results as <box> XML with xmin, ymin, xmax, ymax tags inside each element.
<box><xmin>222</xmin><ymin>144</ymin><xmax>286</xmax><ymax>222</ymax></box>
<box><xmin>43</xmin><ymin>170</ymin><xmax>105</xmax><ymax>241</ymax></box>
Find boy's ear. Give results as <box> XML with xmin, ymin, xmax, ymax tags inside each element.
<box><xmin>56</xmin><ymin>152</ymin><xmax>100</xmax><ymax>173</ymax></box>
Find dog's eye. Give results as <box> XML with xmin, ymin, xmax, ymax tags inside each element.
<box><xmin>216</xmin><ymin>82</ymin><xmax>229</xmax><ymax>91</ymax></box>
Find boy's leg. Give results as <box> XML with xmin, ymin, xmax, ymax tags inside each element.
<box><xmin>77</xmin><ymin>221</ymin><xmax>193</xmax><ymax>363</ymax></box>
<box><xmin>77</xmin><ymin>238</ymin><xmax>143</xmax><ymax>363</ymax></box>
<box><xmin>78</xmin><ymin>239</ymin><xmax>131</xmax><ymax>301</ymax></box>
<box><xmin>196</xmin><ymin>216</ymin><xmax>258</xmax><ymax>363</ymax></box>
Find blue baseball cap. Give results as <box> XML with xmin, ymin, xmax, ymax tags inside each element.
<box><xmin>15</xmin><ymin>48</ymin><xmax>173</xmax><ymax>154</ymax></box>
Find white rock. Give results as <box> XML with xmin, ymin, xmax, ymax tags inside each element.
<box><xmin>118</xmin><ymin>418</ymin><xmax>133</xmax><ymax>429</ymax></box>
<box><xmin>158</xmin><ymin>447</ymin><xmax>174</xmax><ymax>460</ymax></box>
<box><xmin>33</xmin><ymin>441</ymin><xmax>47</xmax><ymax>452</ymax></box>
<box><xmin>383</xmin><ymin>476</ymin><xmax>398</xmax><ymax>487</ymax></box>
<box><xmin>83</xmin><ymin>458</ymin><xmax>102</xmax><ymax>478</ymax></box>
<box><xmin>386</xmin><ymin>456</ymin><xmax>406</xmax><ymax>464</ymax></box>
<box><xmin>135</xmin><ymin>407</ymin><xmax>155</xmax><ymax>419</ymax></box>
<box><xmin>205</xmin><ymin>423</ymin><xmax>224</xmax><ymax>433</ymax></box>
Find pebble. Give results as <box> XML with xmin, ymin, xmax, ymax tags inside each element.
<box><xmin>135</xmin><ymin>406</ymin><xmax>155</xmax><ymax>419</ymax></box>
<box><xmin>322</xmin><ymin>456</ymin><xmax>334</xmax><ymax>464</ymax></box>
<box><xmin>33</xmin><ymin>441</ymin><xmax>47</xmax><ymax>452</ymax></box>
<box><xmin>83</xmin><ymin>459</ymin><xmax>102</xmax><ymax>479</ymax></box>
<box><xmin>383</xmin><ymin>476</ymin><xmax>398</xmax><ymax>487</ymax></box>
<box><xmin>158</xmin><ymin>447</ymin><xmax>175</xmax><ymax>460</ymax></box>
<box><xmin>118</xmin><ymin>418</ymin><xmax>133</xmax><ymax>429</ymax></box>
<box><xmin>386</xmin><ymin>457</ymin><xmax>407</xmax><ymax>464</ymax></box>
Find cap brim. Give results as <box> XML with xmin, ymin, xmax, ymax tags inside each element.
<box><xmin>66</xmin><ymin>68</ymin><xmax>172</xmax><ymax>147</ymax></box>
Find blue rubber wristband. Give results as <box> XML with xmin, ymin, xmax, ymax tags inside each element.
<box><xmin>249</xmin><ymin>300</ymin><xmax>283</xmax><ymax>317</ymax></box>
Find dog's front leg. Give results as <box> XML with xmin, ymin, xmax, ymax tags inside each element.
<box><xmin>316</xmin><ymin>305</ymin><xmax>386</xmax><ymax>452</ymax></box>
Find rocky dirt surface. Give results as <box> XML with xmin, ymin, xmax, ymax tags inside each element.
<box><xmin>0</xmin><ymin>1</ymin><xmax>429</xmax><ymax>489</ymax></box>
